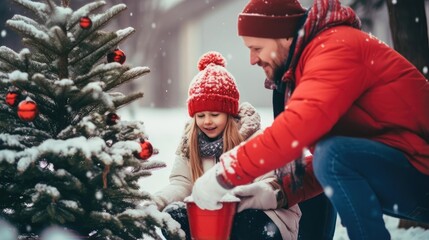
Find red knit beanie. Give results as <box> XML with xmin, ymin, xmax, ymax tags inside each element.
<box><xmin>187</xmin><ymin>51</ymin><xmax>239</xmax><ymax>117</ymax></box>
<box><xmin>238</xmin><ymin>0</ymin><xmax>307</xmax><ymax>38</ymax></box>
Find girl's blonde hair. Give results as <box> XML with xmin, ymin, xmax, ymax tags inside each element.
<box><xmin>187</xmin><ymin>115</ymin><xmax>243</xmax><ymax>182</ymax></box>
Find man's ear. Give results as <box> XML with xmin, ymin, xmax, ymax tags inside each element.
<box><xmin>278</xmin><ymin>38</ymin><xmax>294</xmax><ymax>48</ymax></box>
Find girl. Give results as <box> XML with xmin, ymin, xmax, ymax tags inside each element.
<box><xmin>153</xmin><ymin>51</ymin><xmax>301</xmax><ymax>240</ymax></box>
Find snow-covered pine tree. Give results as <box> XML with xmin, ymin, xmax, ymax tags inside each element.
<box><xmin>0</xmin><ymin>0</ymin><xmax>182</xmax><ymax>239</ymax></box>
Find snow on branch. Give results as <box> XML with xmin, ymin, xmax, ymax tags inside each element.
<box><xmin>49</xmin><ymin>26</ymin><xmax>69</xmax><ymax>53</ymax></box>
<box><xmin>70</xmin><ymin>28</ymin><xmax>134</xmax><ymax>73</ymax></box>
<box><xmin>10</xmin><ymin>14</ymin><xmax>40</xmax><ymax>30</ymax></box>
<box><xmin>8</xmin><ymin>70</ymin><xmax>29</xmax><ymax>82</ymax></box>
<box><xmin>12</xmin><ymin>0</ymin><xmax>48</xmax><ymax>22</ymax></box>
<box><xmin>116</xmin><ymin>66</ymin><xmax>150</xmax><ymax>86</ymax></box>
<box><xmin>68</xmin><ymin>1</ymin><xmax>106</xmax><ymax>30</ymax></box>
<box><xmin>6</xmin><ymin>19</ymin><xmax>57</xmax><ymax>54</ymax></box>
<box><xmin>53</xmin><ymin>78</ymin><xmax>79</xmax><ymax>97</ymax></box>
<box><xmin>74</xmin><ymin>62</ymin><xmax>124</xmax><ymax>87</ymax></box>
<box><xmin>68</xmin><ymin>31</ymin><xmax>117</xmax><ymax>66</ymax></box>
<box><xmin>16</xmin><ymin>136</ymin><xmax>106</xmax><ymax>172</ymax></box>
<box><xmin>49</xmin><ymin>4</ymin><xmax>73</xmax><ymax>27</ymax></box>
<box><xmin>32</xmin><ymin>183</ymin><xmax>61</xmax><ymax>202</ymax></box>
<box><xmin>112</xmin><ymin>92</ymin><xmax>144</xmax><ymax>109</ymax></box>
<box><xmin>72</xmin><ymin>4</ymin><xmax>127</xmax><ymax>45</ymax></box>
<box><xmin>103</xmin><ymin>64</ymin><xmax>147</xmax><ymax>91</ymax></box>
<box><xmin>109</xmin><ymin>141</ymin><xmax>141</xmax><ymax>166</ymax></box>
<box><xmin>0</xmin><ymin>150</ymin><xmax>17</xmax><ymax>164</ymax></box>
<box><xmin>0</xmin><ymin>46</ymin><xmax>25</xmax><ymax>70</ymax></box>
<box><xmin>89</xmin><ymin>211</ymin><xmax>123</xmax><ymax>230</ymax></box>
<box><xmin>0</xmin><ymin>134</ymin><xmax>26</xmax><ymax>149</ymax></box>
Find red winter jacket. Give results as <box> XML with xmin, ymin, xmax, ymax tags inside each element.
<box><xmin>226</xmin><ymin>25</ymin><xmax>429</xmax><ymax>207</ymax></box>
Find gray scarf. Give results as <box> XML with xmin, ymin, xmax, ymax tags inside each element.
<box><xmin>198</xmin><ymin>131</ymin><xmax>223</xmax><ymax>162</ymax></box>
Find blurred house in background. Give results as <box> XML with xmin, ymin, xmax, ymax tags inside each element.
<box><xmin>122</xmin><ymin>0</ymin><xmax>398</xmax><ymax>108</ymax></box>
<box><xmin>1</xmin><ymin>0</ymin><xmax>427</xmax><ymax>108</ymax></box>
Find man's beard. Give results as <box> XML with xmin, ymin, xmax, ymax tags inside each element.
<box><xmin>271</xmin><ymin>60</ymin><xmax>289</xmax><ymax>85</ymax></box>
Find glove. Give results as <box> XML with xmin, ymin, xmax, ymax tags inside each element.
<box><xmin>232</xmin><ymin>180</ymin><xmax>277</xmax><ymax>213</ymax></box>
<box><xmin>191</xmin><ymin>163</ymin><xmax>230</xmax><ymax>210</ymax></box>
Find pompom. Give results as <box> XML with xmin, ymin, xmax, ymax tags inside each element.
<box><xmin>197</xmin><ymin>51</ymin><xmax>226</xmax><ymax>71</ymax></box>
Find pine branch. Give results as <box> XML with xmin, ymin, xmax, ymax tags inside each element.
<box><xmin>70</xmin><ymin>28</ymin><xmax>135</xmax><ymax>75</ymax></box>
<box><xmin>104</xmin><ymin>66</ymin><xmax>150</xmax><ymax>91</ymax></box>
<box><xmin>113</xmin><ymin>92</ymin><xmax>143</xmax><ymax>109</ymax></box>
<box><xmin>6</xmin><ymin>19</ymin><xmax>58</xmax><ymax>54</ymax></box>
<box><xmin>67</xmin><ymin>1</ymin><xmax>106</xmax><ymax>30</ymax></box>
<box><xmin>0</xmin><ymin>46</ymin><xmax>26</xmax><ymax>70</ymax></box>
<box><xmin>68</xmin><ymin>31</ymin><xmax>117</xmax><ymax>66</ymax></box>
<box><xmin>12</xmin><ymin>0</ymin><xmax>48</xmax><ymax>23</ymax></box>
<box><xmin>74</xmin><ymin>62</ymin><xmax>124</xmax><ymax>88</ymax></box>
<box><xmin>71</xmin><ymin>4</ymin><xmax>127</xmax><ymax>50</ymax></box>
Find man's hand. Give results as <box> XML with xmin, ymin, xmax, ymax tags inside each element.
<box><xmin>232</xmin><ymin>180</ymin><xmax>277</xmax><ymax>212</ymax></box>
<box><xmin>191</xmin><ymin>163</ymin><xmax>229</xmax><ymax>210</ymax></box>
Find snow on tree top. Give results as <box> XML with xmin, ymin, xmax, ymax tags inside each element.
<box><xmin>8</xmin><ymin>70</ymin><xmax>28</xmax><ymax>81</ymax></box>
<box><xmin>51</xmin><ymin>6</ymin><xmax>73</xmax><ymax>26</ymax></box>
<box><xmin>33</xmin><ymin>183</ymin><xmax>60</xmax><ymax>201</ymax></box>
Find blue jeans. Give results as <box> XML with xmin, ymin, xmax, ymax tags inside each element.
<box><xmin>313</xmin><ymin>136</ymin><xmax>429</xmax><ymax>240</ymax></box>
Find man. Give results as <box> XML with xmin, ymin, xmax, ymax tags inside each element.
<box><xmin>191</xmin><ymin>0</ymin><xmax>429</xmax><ymax>239</ymax></box>
<box><xmin>234</xmin><ymin>0</ymin><xmax>338</xmax><ymax>239</ymax></box>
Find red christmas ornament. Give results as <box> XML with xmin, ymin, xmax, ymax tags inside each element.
<box><xmin>17</xmin><ymin>99</ymin><xmax>38</xmax><ymax>121</ymax></box>
<box><xmin>79</xmin><ymin>16</ymin><xmax>92</xmax><ymax>29</ymax></box>
<box><xmin>137</xmin><ymin>140</ymin><xmax>153</xmax><ymax>160</ymax></box>
<box><xmin>106</xmin><ymin>112</ymin><xmax>120</xmax><ymax>125</ymax></box>
<box><xmin>6</xmin><ymin>91</ymin><xmax>20</xmax><ymax>107</ymax></box>
<box><xmin>107</xmin><ymin>49</ymin><xmax>126</xmax><ymax>64</ymax></box>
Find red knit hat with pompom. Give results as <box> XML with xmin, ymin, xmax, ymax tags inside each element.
<box><xmin>238</xmin><ymin>0</ymin><xmax>306</xmax><ymax>38</ymax></box>
<box><xmin>187</xmin><ymin>51</ymin><xmax>239</xmax><ymax>117</ymax></box>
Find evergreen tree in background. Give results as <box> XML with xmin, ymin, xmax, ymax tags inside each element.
<box><xmin>0</xmin><ymin>0</ymin><xmax>182</xmax><ymax>239</ymax></box>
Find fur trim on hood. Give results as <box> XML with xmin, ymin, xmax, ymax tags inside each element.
<box><xmin>176</xmin><ymin>102</ymin><xmax>261</xmax><ymax>158</ymax></box>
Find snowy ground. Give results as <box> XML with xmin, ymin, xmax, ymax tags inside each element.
<box><xmin>119</xmin><ymin>106</ymin><xmax>429</xmax><ymax>240</ymax></box>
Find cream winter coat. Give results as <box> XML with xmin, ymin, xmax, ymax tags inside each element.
<box><xmin>153</xmin><ymin>102</ymin><xmax>301</xmax><ymax>240</ymax></box>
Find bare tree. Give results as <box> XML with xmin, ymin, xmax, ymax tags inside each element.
<box><xmin>386</xmin><ymin>0</ymin><xmax>428</xmax><ymax>77</ymax></box>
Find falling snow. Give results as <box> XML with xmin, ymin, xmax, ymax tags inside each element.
<box><xmin>126</xmin><ymin>107</ymin><xmax>429</xmax><ymax>240</ymax></box>
<box><xmin>291</xmin><ymin>140</ymin><xmax>299</xmax><ymax>148</ymax></box>
<box><xmin>324</xmin><ymin>186</ymin><xmax>334</xmax><ymax>198</ymax></box>
<box><xmin>393</xmin><ymin>204</ymin><xmax>399</xmax><ymax>213</ymax></box>
<box><xmin>95</xmin><ymin>190</ymin><xmax>103</xmax><ymax>200</ymax></box>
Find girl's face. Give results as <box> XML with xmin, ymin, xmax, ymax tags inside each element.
<box><xmin>195</xmin><ymin>111</ymin><xmax>228</xmax><ymax>139</ymax></box>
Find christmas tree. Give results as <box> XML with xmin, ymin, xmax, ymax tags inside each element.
<box><xmin>0</xmin><ymin>0</ymin><xmax>182</xmax><ymax>239</ymax></box>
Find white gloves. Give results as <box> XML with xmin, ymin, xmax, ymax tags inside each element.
<box><xmin>232</xmin><ymin>180</ymin><xmax>277</xmax><ymax>213</ymax></box>
<box><xmin>191</xmin><ymin>163</ymin><xmax>229</xmax><ymax>210</ymax></box>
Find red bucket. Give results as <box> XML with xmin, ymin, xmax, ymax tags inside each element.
<box><xmin>185</xmin><ymin>199</ymin><xmax>239</xmax><ymax>240</ymax></box>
